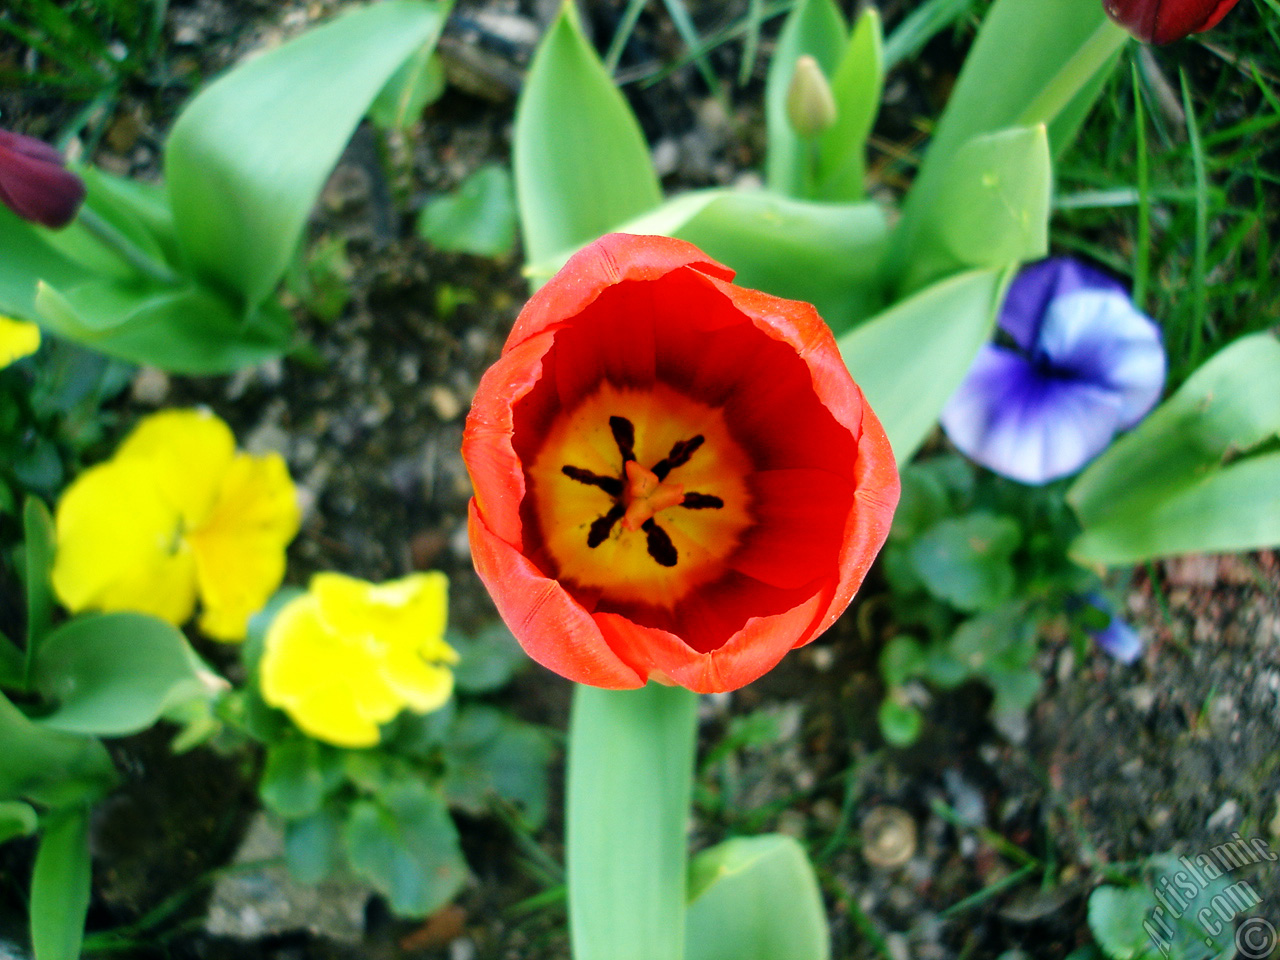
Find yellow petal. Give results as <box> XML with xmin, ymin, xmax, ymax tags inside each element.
<box><xmin>259</xmin><ymin>592</ymin><xmax>401</xmax><ymax>748</ymax></box>
<box><xmin>0</xmin><ymin>316</ymin><xmax>40</xmax><ymax>368</ymax></box>
<box><xmin>51</xmin><ymin>457</ymin><xmax>197</xmax><ymax>624</ymax></box>
<box><xmin>189</xmin><ymin>452</ymin><xmax>300</xmax><ymax>641</ymax></box>
<box><xmin>311</xmin><ymin>570</ymin><xmax>451</xmax><ymax>655</ymax></box>
<box><xmin>115</xmin><ymin>409</ymin><xmax>236</xmax><ymax>530</ymax></box>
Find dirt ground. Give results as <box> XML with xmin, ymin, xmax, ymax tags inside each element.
<box><xmin>1</xmin><ymin>0</ymin><xmax>1277</xmax><ymax>958</ymax></box>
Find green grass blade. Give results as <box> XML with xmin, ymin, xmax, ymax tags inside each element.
<box><xmin>1179</xmin><ymin>69</ymin><xmax>1210</xmax><ymax>367</ymax></box>
<box><xmin>604</xmin><ymin>0</ymin><xmax>648</xmax><ymax>75</ymax></box>
<box><xmin>1132</xmin><ymin>60</ymin><xmax>1151</xmax><ymax>306</ymax></box>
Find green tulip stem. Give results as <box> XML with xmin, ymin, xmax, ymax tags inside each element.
<box><xmin>76</xmin><ymin>206</ymin><xmax>182</xmax><ymax>286</ymax></box>
<box><xmin>1015</xmin><ymin>18</ymin><xmax>1129</xmax><ymax>129</ymax></box>
<box><xmin>566</xmin><ymin>681</ymin><xmax>699</xmax><ymax>960</ymax></box>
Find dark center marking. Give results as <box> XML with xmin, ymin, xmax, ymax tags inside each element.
<box><xmin>559</xmin><ymin>416</ymin><xmax>725</xmax><ymax>566</ymax></box>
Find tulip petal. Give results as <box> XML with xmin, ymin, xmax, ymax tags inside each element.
<box><xmin>468</xmin><ymin>500</ymin><xmax>647</xmax><ymax>689</ymax></box>
<box><xmin>506</xmin><ymin>233</ymin><xmax>734</xmax><ymax>349</ymax></box>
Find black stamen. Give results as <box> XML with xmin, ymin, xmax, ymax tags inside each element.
<box><xmin>610</xmin><ymin>416</ymin><xmax>636</xmax><ymax>464</ymax></box>
<box><xmin>562</xmin><ymin>465</ymin><xmax>624</xmax><ymax>497</ymax></box>
<box><xmin>642</xmin><ymin>518</ymin><xmax>678</xmax><ymax>566</ymax></box>
<box><xmin>652</xmin><ymin>435</ymin><xmax>705</xmax><ymax>480</ymax></box>
<box><xmin>587</xmin><ymin>503</ymin><xmax>626</xmax><ymax>547</ymax></box>
<box><xmin>681</xmin><ymin>492</ymin><xmax>724</xmax><ymax>510</ymax></box>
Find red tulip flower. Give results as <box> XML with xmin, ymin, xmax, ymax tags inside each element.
<box><xmin>463</xmin><ymin>233</ymin><xmax>899</xmax><ymax>693</ymax></box>
<box><xmin>1103</xmin><ymin>0</ymin><xmax>1240</xmax><ymax>44</ymax></box>
<box><xmin>0</xmin><ymin>128</ymin><xmax>86</xmax><ymax>229</ymax></box>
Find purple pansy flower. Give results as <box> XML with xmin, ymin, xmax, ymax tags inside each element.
<box><xmin>940</xmin><ymin>257</ymin><xmax>1166</xmax><ymax>485</ymax></box>
<box><xmin>0</xmin><ymin>128</ymin><xmax>86</xmax><ymax>229</ymax></box>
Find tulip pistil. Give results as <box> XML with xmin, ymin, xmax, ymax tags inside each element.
<box><xmin>561</xmin><ymin>421</ymin><xmax>722</xmax><ymax>567</ymax></box>
<box><xmin>527</xmin><ymin>382</ymin><xmax>753</xmax><ymax>607</ymax></box>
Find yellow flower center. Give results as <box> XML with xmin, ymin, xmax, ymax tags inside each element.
<box><xmin>526</xmin><ymin>382</ymin><xmax>753</xmax><ymax>609</ymax></box>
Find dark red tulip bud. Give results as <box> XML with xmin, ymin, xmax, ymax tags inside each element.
<box><xmin>1104</xmin><ymin>0</ymin><xmax>1241</xmax><ymax>44</ymax></box>
<box><xmin>0</xmin><ymin>128</ymin><xmax>87</xmax><ymax>229</ymax></box>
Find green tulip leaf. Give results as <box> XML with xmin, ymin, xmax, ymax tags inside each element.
<box><xmin>765</xmin><ymin>0</ymin><xmax>847</xmax><ymax>198</ymax></box>
<box><xmin>0</xmin><ymin>693</ymin><xmax>116</xmax><ymax>807</ymax></box>
<box><xmin>514</xmin><ymin>2</ymin><xmax>661</xmax><ymax>269</ymax></box>
<box><xmin>343</xmin><ymin>781</ymin><xmax>467</xmax><ymax>918</ymax></box>
<box><xmin>30</xmin><ymin>808</ymin><xmax>91</xmax><ymax>960</ymax></box>
<box><xmin>31</xmin><ymin>613</ymin><xmax>215</xmax><ymax>737</ymax></box>
<box><xmin>165</xmin><ymin>0</ymin><xmax>449</xmax><ymax>308</ymax></box>
<box><xmin>888</xmin><ymin>0</ymin><xmax>1126</xmax><ymax>290</ymax></box>
<box><xmin>838</xmin><ymin>267</ymin><xmax>1012</xmax><ymax>463</ymax></box>
<box><xmin>816</xmin><ymin>7</ymin><xmax>884</xmax><ymax>201</ymax></box>
<box><xmin>418</xmin><ymin>164</ymin><xmax>517</xmax><ymax>258</ymax></box>
<box><xmin>369</xmin><ymin>46</ymin><xmax>446</xmax><ymax>132</ymax></box>
<box><xmin>35</xmin><ymin>278</ymin><xmax>292</xmax><ymax>374</ymax></box>
<box><xmin>0</xmin><ymin>205</ymin><xmax>86</xmax><ymax>320</ymax></box>
<box><xmin>901</xmin><ymin>125</ymin><xmax>1051</xmax><ymax>293</ymax></box>
<box><xmin>1069</xmin><ymin>333</ymin><xmax>1280</xmax><ymax>564</ymax></box>
<box><xmin>529</xmin><ymin>189</ymin><xmax>889</xmax><ymax>334</ymax></box>
<box><xmin>686</xmin><ymin>834</ymin><xmax>830</xmax><ymax>960</ymax></box>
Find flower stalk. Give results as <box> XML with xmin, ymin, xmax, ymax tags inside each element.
<box><xmin>567</xmin><ymin>682</ymin><xmax>698</xmax><ymax>960</ymax></box>
<box><xmin>76</xmin><ymin>206</ymin><xmax>182</xmax><ymax>286</ymax></box>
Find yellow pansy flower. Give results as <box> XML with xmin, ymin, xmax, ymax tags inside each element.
<box><xmin>52</xmin><ymin>408</ymin><xmax>301</xmax><ymax>640</ymax></box>
<box><xmin>258</xmin><ymin>571</ymin><xmax>456</xmax><ymax>748</ymax></box>
<box><xmin>0</xmin><ymin>315</ymin><xmax>40</xmax><ymax>368</ymax></box>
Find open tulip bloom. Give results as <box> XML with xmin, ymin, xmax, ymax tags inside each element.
<box><xmin>464</xmin><ymin>233</ymin><xmax>897</xmax><ymax>960</ymax></box>
<box><xmin>463</xmin><ymin>233</ymin><xmax>899</xmax><ymax>695</ymax></box>
<box><xmin>940</xmin><ymin>257</ymin><xmax>1166</xmax><ymax>486</ymax></box>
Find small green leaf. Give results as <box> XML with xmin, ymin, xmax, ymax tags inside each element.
<box><xmin>450</xmin><ymin>623</ymin><xmax>528</xmax><ymax>694</ymax></box>
<box><xmin>284</xmin><ymin>807</ymin><xmax>341</xmax><ymax>885</ymax></box>
<box><xmin>765</xmin><ymin>0</ymin><xmax>847</xmax><ymax>197</ymax></box>
<box><xmin>514</xmin><ymin>2</ymin><xmax>661</xmax><ymax>269</ymax></box>
<box><xmin>418</xmin><ymin>165</ymin><xmax>517</xmax><ymax>258</ymax></box>
<box><xmin>443</xmin><ymin>706</ymin><xmax>554</xmax><ymax>829</ymax></box>
<box><xmin>1088</xmin><ymin>886</ymin><xmax>1160</xmax><ymax>960</ymax></box>
<box><xmin>879</xmin><ymin>636</ymin><xmax>926</xmax><ymax>688</ymax></box>
<box><xmin>838</xmin><ymin>267</ymin><xmax>1011</xmax><ymax>463</ymax></box>
<box><xmin>32</xmin><ymin>613</ymin><xmax>214</xmax><ymax>737</ymax></box>
<box><xmin>0</xmin><ymin>800</ymin><xmax>38</xmax><ymax>845</ymax></box>
<box><xmin>259</xmin><ymin>739</ymin><xmax>344</xmax><ymax>819</ymax></box>
<box><xmin>343</xmin><ymin>782</ymin><xmax>467</xmax><ymax>918</ymax></box>
<box><xmin>910</xmin><ymin>512</ymin><xmax>1021</xmax><ymax>611</ymax></box>
<box><xmin>890</xmin><ymin>465</ymin><xmax>952</xmax><ymax>542</ymax></box>
<box><xmin>23</xmin><ymin>497</ymin><xmax>57</xmax><ymax>665</ymax></box>
<box><xmin>877</xmin><ymin>698</ymin><xmax>923</xmax><ymax>748</ymax></box>
<box><xmin>30</xmin><ymin>808</ymin><xmax>91</xmax><ymax>960</ymax></box>
<box><xmin>988</xmin><ymin>668</ymin><xmax>1043</xmax><ymax>715</ymax></box>
<box><xmin>369</xmin><ymin>46</ymin><xmax>446</xmax><ymax>132</ymax></box>
<box><xmin>948</xmin><ymin>606</ymin><xmax>1036</xmax><ymax>675</ymax></box>
<box><xmin>165</xmin><ymin>0</ymin><xmax>449</xmax><ymax>308</ymax></box>
<box><xmin>686</xmin><ymin>835</ymin><xmax>830</xmax><ymax>960</ymax></box>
